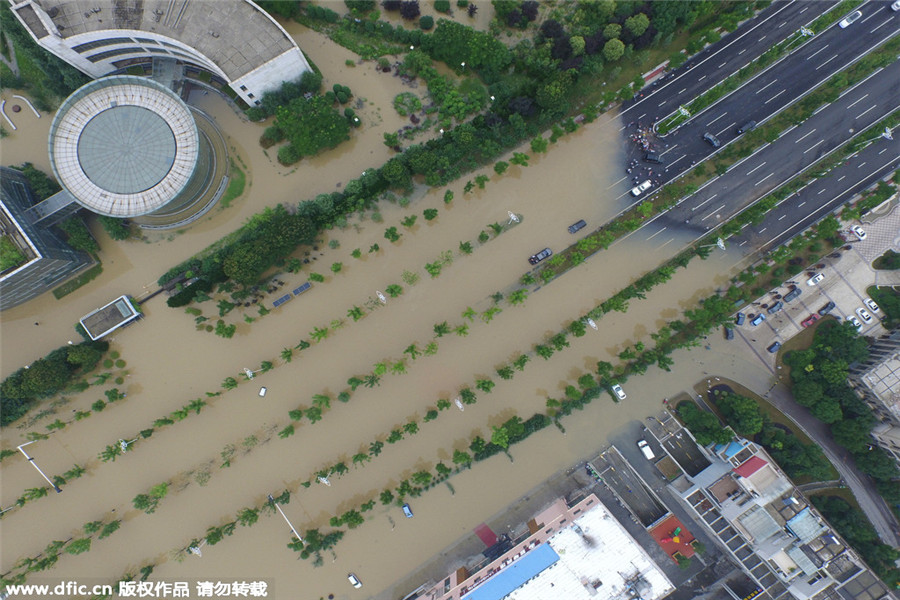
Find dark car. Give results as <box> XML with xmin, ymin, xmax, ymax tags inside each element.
<box><xmin>818</xmin><ymin>301</ymin><xmax>836</xmax><ymax>316</ymax></box>
<box><xmin>703</xmin><ymin>132</ymin><xmax>721</xmax><ymax>148</ymax></box>
<box><xmin>724</xmin><ymin>326</ymin><xmax>734</xmax><ymax>340</ymax></box>
<box><xmin>767</xmin><ymin>301</ymin><xmax>784</xmax><ymax>315</ymax></box>
<box><xmin>529</xmin><ymin>248</ymin><xmax>552</xmax><ymax>265</ymax></box>
<box><xmin>737</xmin><ymin>120</ymin><xmax>757</xmax><ymax>134</ymax></box>
<box><xmin>568</xmin><ymin>219</ymin><xmax>587</xmax><ymax>234</ymax></box>
<box><xmin>767</xmin><ymin>341</ymin><xmax>782</xmax><ymax>353</ymax></box>
<box><xmin>783</xmin><ymin>287</ymin><xmax>802</xmax><ymax>302</ymax></box>
<box><xmin>735</xmin><ymin>312</ymin><xmax>746</xmax><ymax>326</ymax></box>
<box><xmin>643</xmin><ymin>151</ymin><xmax>663</xmax><ymax>164</ymax></box>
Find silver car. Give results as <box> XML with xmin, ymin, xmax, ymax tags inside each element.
<box><xmin>856</xmin><ymin>307</ymin><xmax>873</xmax><ymax>324</ymax></box>
<box><xmin>611</xmin><ymin>384</ymin><xmax>627</xmax><ymax>400</ymax></box>
<box><xmin>839</xmin><ymin>10</ymin><xmax>862</xmax><ymax>28</ymax></box>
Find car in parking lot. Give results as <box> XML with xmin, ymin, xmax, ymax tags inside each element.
<box><xmin>864</xmin><ymin>298</ymin><xmax>880</xmax><ymax>313</ymax></box>
<box><xmin>783</xmin><ymin>287</ymin><xmax>801</xmax><ymax>302</ymax></box>
<box><xmin>638</xmin><ymin>440</ymin><xmax>655</xmax><ymax>460</ymax></box>
<box><xmin>702</xmin><ymin>132</ymin><xmax>721</xmax><ymax>148</ymax></box>
<box><xmin>839</xmin><ymin>10</ymin><xmax>862</xmax><ymax>28</ymax></box>
<box><xmin>402</xmin><ymin>503</ymin><xmax>414</xmax><ymax>518</ymax></box>
<box><xmin>611</xmin><ymin>384</ymin><xmax>627</xmax><ymax>400</ymax></box>
<box><xmin>807</xmin><ymin>273</ymin><xmax>825</xmax><ymax>286</ymax></box>
<box><xmin>724</xmin><ymin>325</ymin><xmax>734</xmax><ymax>340</ymax></box>
<box><xmin>856</xmin><ymin>307</ymin><xmax>873</xmax><ymax>324</ymax></box>
<box><xmin>348</xmin><ymin>574</ymin><xmax>363</xmax><ymax>589</ymax></box>
<box><xmin>767</xmin><ymin>301</ymin><xmax>784</xmax><ymax>315</ymax></box>
<box><xmin>568</xmin><ymin>219</ymin><xmax>587</xmax><ymax>234</ymax></box>
<box><xmin>767</xmin><ymin>341</ymin><xmax>782</xmax><ymax>353</ymax></box>
<box><xmin>630</xmin><ymin>180</ymin><xmax>652</xmax><ymax>197</ymax></box>
<box><xmin>818</xmin><ymin>301</ymin><xmax>836</xmax><ymax>315</ymax></box>
<box><xmin>735</xmin><ymin>312</ymin><xmax>746</xmax><ymax>326</ymax></box>
<box><xmin>850</xmin><ymin>225</ymin><xmax>866</xmax><ymax>240</ymax></box>
<box><xmin>529</xmin><ymin>248</ymin><xmax>552</xmax><ymax>265</ymax></box>
<box><xmin>750</xmin><ymin>313</ymin><xmax>766</xmax><ymax>326</ymax></box>
<box><xmin>848</xmin><ymin>315</ymin><xmax>862</xmax><ymax>330</ymax></box>
<box><xmin>801</xmin><ymin>314</ymin><xmax>821</xmax><ymax>328</ymax></box>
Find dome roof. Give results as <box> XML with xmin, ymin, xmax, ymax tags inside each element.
<box><xmin>49</xmin><ymin>75</ymin><xmax>199</xmax><ymax>218</ymax></box>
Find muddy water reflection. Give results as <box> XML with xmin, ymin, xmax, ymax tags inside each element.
<box><xmin>2</xmin><ymin>21</ymin><xmax>759</xmax><ymax>600</ymax></box>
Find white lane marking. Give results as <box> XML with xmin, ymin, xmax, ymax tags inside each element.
<box><xmin>798</xmin><ymin>201</ymin><xmax>806</xmax><ymax>207</ymax></box>
<box><xmin>678</xmin><ymin>88</ymin><xmax>686</xmax><ymax>94</ymax></box>
<box><xmin>815</xmin><ymin>54</ymin><xmax>838</xmax><ymax>70</ymax></box>
<box><xmin>647</xmin><ymin>227</ymin><xmax>667</xmax><ymax>240</ymax></box>
<box><xmin>764</xmin><ymin>90</ymin><xmax>785</xmax><ymax>104</ymax></box>
<box><xmin>668</xmin><ymin>155</ymin><xmax>687</xmax><ymax>167</ymax></box>
<box><xmin>657</xmin><ymin>238</ymin><xmax>674</xmax><ymax>249</ymax></box>
<box><xmin>716</xmin><ymin>123</ymin><xmax>736</xmax><ymax>136</ymax></box>
<box><xmin>755</xmin><ymin>173</ymin><xmax>774</xmax><ymax>186</ymax></box>
<box><xmin>803</xmin><ymin>140</ymin><xmax>824</xmax><ymax>154</ymax></box>
<box><xmin>879</xmin><ymin>148</ymin><xmax>889</xmax><ymax>155</ymax></box>
<box><xmin>738</xmin><ymin>49</ymin><xmax>747</xmax><ymax>55</ymax></box>
<box><xmin>837</xmin><ymin>176</ymin><xmax>846</xmax><ymax>182</ymax></box>
<box><xmin>856</xmin><ymin>105</ymin><xmax>877</xmax><ymax>119</ymax></box>
<box><xmin>660</xmin><ymin>144</ymin><xmax>678</xmax><ymax>156</ymax></box>
<box><xmin>857</xmin><ymin>162</ymin><xmax>867</xmax><ymax>169</ymax></box>
<box><xmin>698</xmin><ymin>75</ymin><xmax>706</xmax><ymax>82</ymax></box>
<box><xmin>799</xmin><ymin>6</ymin><xmax>807</xmax><ymax>13</ymax></box>
<box><xmin>606</xmin><ymin>176</ymin><xmax>628</xmax><ymax>190</ymax></box>
<box><xmin>759</xmin><ymin>227</ymin><xmax>767</xmax><ymax>234</ymax></box>
<box><xmin>813</xmin><ymin>105</ymin><xmax>828</xmax><ymax>115</ymax></box>
<box><xmin>719</xmin><ymin>62</ymin><xmax>728</xmax><ymax>68</ymax></box>
<box><xmin>818</xmin><ymin>189</ymin><xmax>827</xmax><ymax>195</ymax></box>
<box><xmin>659</xmin><ymin>100</ymin><xmax>667</xmax><ymax>107</ymax></box>
<box><xmin>778</xmin><ymin>214</ymin><xmax>787</xmax><ymax>221</ymax></box>
<box><xmin>746</xmin><ymin>162</ymin><xmax>767</xmax><ymax>175</ymax></box>
<box><xmin>794</xmin><ymin>129</ymin><xmax>817</xmax><ymax>143</ymax></box>
<box><xmin>860</xmin><ymin>11</ymin><xmax>880</xmax><ymax>24</ymax></box>
<box><xmin>701</xmin><ymin>205</ymin><xmax>725</xmax><ymax>221</ymax></box>
<box><xmin>756</xmin><ymin>80</ymin><xmax>777</xmax><ymax>94</ymax></box>
<box><xmin>707</xmin><ymin>113</ymin><xmax>726</xmax><ymax>126</ymax></box>
<box><xmin>806</xmin><ymin>45</ymin><xmax>829</xmax><ymax>61</ymax></box>
<box><xmin>870</xmin><ymin>19</ymin><xmax>891</xmax><ymax>33</ymax></box>
<box><xmin>638</xmin><ymin>113</ymin><xmax>646</xmax><ymax>119</ymax></box>
<box><xmin>846</xmin><ymin>94</ymin><xmax>869</xmax><ymax>109</ymax></box>
<box><xmin>692</xmin><ymin>194</ymin><xmax>717</xmax><ymax>211</ymax></box>
<box><xmin>778</xmin><ymin>21</ymin><xmax>786</xmax><ymax>28</ymax></box>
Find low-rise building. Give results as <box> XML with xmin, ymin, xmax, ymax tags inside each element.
<box><xmin>416</xmin><ymin>493</ymin><xmax>674</xmax><ymax>600</ymax></box>
<box><xmin>672</xmin><ymin>437</ymin><xmax>894</xmax><ymax>600</ymax></box>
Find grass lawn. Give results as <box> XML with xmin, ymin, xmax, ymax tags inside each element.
<box><xmin>220</xmin><ymin>160</ymin><xmax>246</xmax><ymax>209</ymax></box>
<box><xmin>775</xmin><ymin>315</ymin><xmax>836</xmax><ymax>383</ymax></box>
<box><xmin>805</xmin><ymin>487</ymin><xmax>863</xmax><ymax>514</ymax></box>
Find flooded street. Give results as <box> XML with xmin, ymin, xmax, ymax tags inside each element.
<box><xmin>0</xmin><ymin>16</ymin><xmax>773</xmax><ymax>600</ymax></box>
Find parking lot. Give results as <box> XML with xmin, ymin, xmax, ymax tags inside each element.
<box><xmin>731</xmin><ymin>214</ymin><xmax>900</xmax><ymax>360</ymax></box>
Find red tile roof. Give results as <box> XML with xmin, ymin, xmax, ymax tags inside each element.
<box><xmin>733</xmin><ymin>456</ymin><xmax>767</xmax><ymax>478</ymax></box>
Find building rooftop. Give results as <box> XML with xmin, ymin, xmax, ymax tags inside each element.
<box><xmin>733</xmin><ymin>455</ymin><xmax>767</xmax><ymax>478</ymax></box>
<box><xmin>80</xmin><ymin>295</ymin><xmax>140</xmax><ymax>340</ymax></box>
<box><xmin>49</xmin><ymin>75</ymin><xmax>198</xmax><ymax>217</ymax></box>
<box><xmin>859</xmin><ymin>355</ymin><xmax>900</xmax><ymax>420</ymax></box>
<box><xmin>14</xmin><ymin>0</ymin><xmax>295</xmax><ymax>81</ymax></box>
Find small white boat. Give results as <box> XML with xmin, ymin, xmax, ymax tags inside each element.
<box><xmin>454</xmin><ymin>397</ymin><xmax>465</xmax><ymax>411</ymax></box>
<box><xmin>376</xmin><ymin>291</ymin><xmax>387</xmax><ymax>304</ymax></box>
<box><xmin>587</xmin><ymin>318</ymin><xmax>598</xmax><ymax>331</ymax></box>
<box><xmin>318</xmin><ymin>476</ymin><xmax>331</xmax><ymax>486</ymax></box>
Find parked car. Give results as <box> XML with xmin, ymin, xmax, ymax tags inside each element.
<box><xmin>568</xmin><ymin>219</ymin><xmax>587</xmax><ymax>234</ymax></box>
<box><xmin>737</xmin><ymin>120</ymin><xmax>757</xmax><ymax>134</ymax></box>
<box><xmin>611</xmin><ymin>384</ymin><xmax>627</xmax><ymax>400</ymax></box>
<box><xmin>750</xmin><ymin>313</ymin><xmax>766</xmax><ymax>326</ymax></box>
<box><xmin>767</xmin><ymin>301</ymin><xmax>784</xmax><ymax>315</ymax></box>
<box><xmin>801</xmin><ymin>314</ymin><xmax>821</xmax><ymax>328</ymax></box>
<box><xmin>735</xmin><ymin>312</ymin><xmax>746</xmax><ymax>326</ymax></box>
<box><xmin>529</xmin><ymin>248</ymin><xmax>552</xmax><ymax>265</ymax></box>
<box><xmin>643</xmin><ymin>151</ymin><xmax>663</xmax><ymax>164</ymax></box>
<box><xmin>724</xmin><ymin>325</ymin><xmax>734</xmax><ymax>340</ymax></box>
<box><xmin>767</xmin><ymin>341</ymin><xmax>782</xmax><ymax>353</ymax></box>
<box><xmin>630</xmin><ymin>180</ymin><xmax>652</xmax><ymax>197</ymax></box>
<box><xmin>848</xmin><ymin>315</ymin><xmax>862</xmax><ymax>330</ymax></box>
<box><xmin>818</xmin><ymin>301</ymin><xmax>836</xmax><ymax>316</ymax></box>
<box><xmin>856</xmin><ymin>307</ymin><xmax>873</xmax><ymax>324</ymax></box>
<box><xmin>638</xmin><ymin>440</ymin><xmax>655</xmax><ymax>460</ymax></box>
<box><xmin>703</xmin><ymin>132</ymin><xmax>721</xmax><ymax>148</ymax></box>
<box><xmin>348</xmin><ymin>574</ymin><xmax>363</xmax><ymax>589</ymax></box>
<box><xmin>839</xmin><ymin>10</ymin><xmax>862</xmax><ymax>28</ymax></box>
<box><xmin>864</xmin><ymin>298</ymin><xmax>880</xmax><ymax>313</ymax></box>
<box><xmin>806</xmin><ymin>273</ymin><xmax>825</xmax><ymax>286</ymax></box>
<box><xmin>893</xmin><ymin>0</ymin><xmax>900</xmax><ymax>11</ymax></box>
<box><xmin>850</xmin><ymin>225</ymin><xmax>866</xmax><ymax>240</ymax></box>
<box><xmin>402</xmin><ymin>503</ymin><xmax>414</xmax><ymax>518</ymax></box>
<box><xmin>783</xmin><ymin>287</ymin><xmax>802</xmax><ymax>302</ymax></box>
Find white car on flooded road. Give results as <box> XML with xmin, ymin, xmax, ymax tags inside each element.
<box><xmin>630</xmin><ymin>180</ymin><xmax>652</xmax><ymax>197</ymax></box>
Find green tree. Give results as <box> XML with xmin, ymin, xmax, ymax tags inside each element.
<box><xmin>452</xmin><ymin>449</ymin><xmax>472</xmax><ymax>466</ymax></box>
<box><xmin>715</xmin><ymin>392</ymin><xmax>763</xmax><ymax>437</ymax></box>
<box><xmin>98</xmin><ymin>520</ymin><xmax>121</xmax><ymax>539</ymax></box>
<box><xmin>491</xmin><ymin>426</ymin><xmax>509</xmax><ymax>449</ymax></box>
<box><xmin>475</xmin><ymin>378</ymin><xmax>495</xmax><ymax>394</ymax></box>
<box><xmin>238</xmin><ymin>508</ymin><xmax>259</xmax><ymax>527</ymax></box>
<box><xmin>624</xmin><ymin>13</ymin><xmax>650</xmax><ymax>37</ymax></box>
<box><xmin>65</xmin><ymin>538</ymin><xmax>91</xmax><ymax>555</ymax></box>
<box><xmin>274</xmin><ymin>95</ymin><xmax>350</xmax><ymax>161</ymax></box>
<box><xmin>603</xmin><ymin>39</ymin><xmax>625</xmax><ymax>62</ymax></box>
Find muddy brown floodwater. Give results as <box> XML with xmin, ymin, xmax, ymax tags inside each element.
<box><xmin>1</xmin><ymin>15</ymin><xmax>766</xmax><ymax>600</ymax></box>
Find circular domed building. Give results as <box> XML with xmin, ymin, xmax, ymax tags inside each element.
<box><xmin>49</xmin><ymin>75</ymin><xmax>223</xmax><ymax>228</ymax></box>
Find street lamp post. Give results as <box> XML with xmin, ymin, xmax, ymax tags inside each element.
<box><xmin>268</xmin><ymin>494</ymin><xmax>303</xmax><ymax>542</ymax></box>
<box><xmin>17</xmin><ymin>441</ymin><xmax>62</xmax><ymax>493</ymax></box>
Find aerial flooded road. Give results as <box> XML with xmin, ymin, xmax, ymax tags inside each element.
<box><xmin>1</xmin><ymin>17</ymin><xmax>771</xmax><ymax>600</ymax></box>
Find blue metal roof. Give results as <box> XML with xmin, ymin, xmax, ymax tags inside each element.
<box><xmin>722</xmin><ymin>440</ymin><xmax>746</xmax><ymax>458</ymax></box>
<box><xmin>462</xmin><ymin>544</ymin><xmax>559</xmax><ymax>600</ymax></box>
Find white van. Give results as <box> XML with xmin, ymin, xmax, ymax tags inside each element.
<box><xmin>638</xmin><ymin>440</ymin><xmax>655</xmax><ymax>460</ymax></box>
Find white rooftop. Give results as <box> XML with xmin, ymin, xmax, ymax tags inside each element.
<box><xmin>504</xmin><ymin>501</ymin><xmax>674</xmax><ymax>600</ymax></box>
